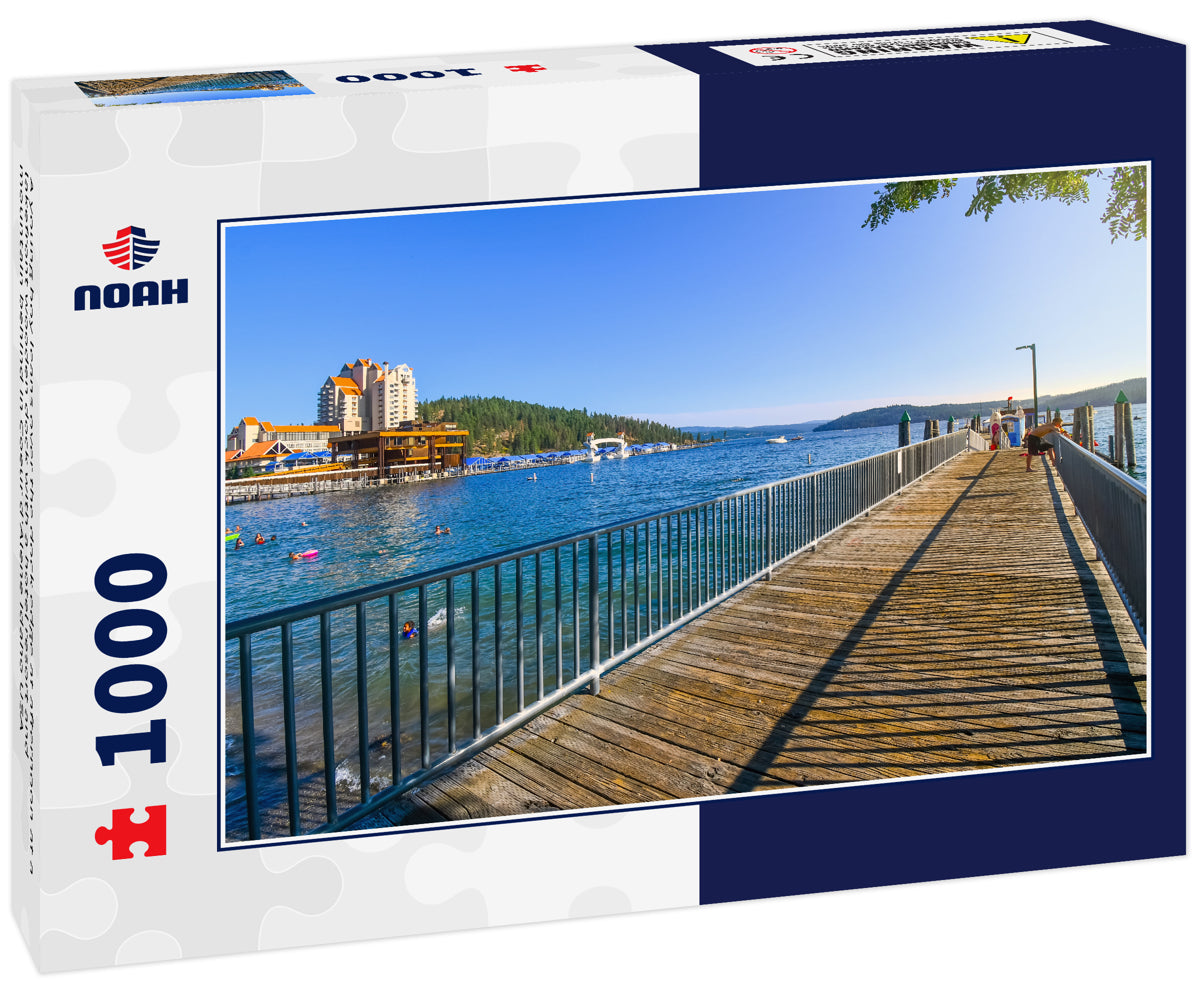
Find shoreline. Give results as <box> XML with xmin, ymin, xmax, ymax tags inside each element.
<box><xmin>225</xmin><ymin>440</ymin><xmax>713</xmax><ymax>505</ymax></box>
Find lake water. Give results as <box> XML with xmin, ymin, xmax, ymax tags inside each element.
<box><xmin>223</xmin><ymin>412</ymin><xmax>1148</xmax><ymax>837</ymax></box>
<box><xmin>224</xmin><ymin>425</ymin><xmax>919</xmax><ymax>620</ymax></box>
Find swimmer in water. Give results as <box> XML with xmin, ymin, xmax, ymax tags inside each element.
<box><xmin>288</xmin><ymin>551</ymin><xmax>302</xmax><ymax>561</ymax></box>
<box><xmin>234</xmin><ymin>538</ymin><xmax>244</xmax><ymax>549</ymax></box>
<box><xmin>434</xmin><ymin>525</ymin><xmax>443</xmax><ymax>535</ymax></box>
<box><xmin>254</xmin><ymin>532</ymin><xmax>266</xmax><ymax>545</ymax></box>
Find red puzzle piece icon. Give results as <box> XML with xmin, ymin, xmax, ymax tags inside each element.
<box><xmin>95</xmin><ymin>805</ymin><xmax>167</xmax><ymax>860</ymax></box>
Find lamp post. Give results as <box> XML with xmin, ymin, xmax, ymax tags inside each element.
<box><xmin>1016</xmin><ymin>343</ymin><xmax>1038</xmax><ymax>424</ymax></box>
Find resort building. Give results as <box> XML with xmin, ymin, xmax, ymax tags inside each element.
<box><xmin>225</xmin><ymin>440</ymin><xmax>292</xmax><ymax>476</ymax></box>
<box><xmin>317</xmin><ymin>358</ymin><xmax>417</xmax><ymax>433</ymax></box>
<box><xmin>226</xmin><ymin>417</ymin><xmax>340</xmax><ymax>454</ymax></box>
<box><xmin>331</xmin><ymin>421</ymin><xmax>468</xmax><ymax>476</ymax></box>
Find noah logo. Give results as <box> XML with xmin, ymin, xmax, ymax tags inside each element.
<box><xmin>102</xmin><ymin>225</ymin><xmax>160</xmax><ymax>270</ymax></box>
<box><xmin>74</xmin><ymin>225</ymin><xmax>187</xmax><ymax>311</ymax></box>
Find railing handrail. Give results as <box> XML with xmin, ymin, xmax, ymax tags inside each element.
<box><xmin>227</xmin><ymin>430</ymin><xmax>971</xmax><ymax>637</ymax></box>
<box><xmin>1049</xmin><ymin>429</ymin><xmax>1146</xmax><ymax>639</ymax></box>
<box><xmin>226</xmin><ymin>429</ymin><xmax>975</xmax><ymax>840</ymax></box>
<box><xmin>1051</xmin><ymin>432</ymin><xmax>1147</xmax><ymax>499</ymax></box>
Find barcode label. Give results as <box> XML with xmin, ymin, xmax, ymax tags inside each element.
<box><xmin>713</xmin><ymin>27</ymin><xmax>1105</xmax><ymax>67</ymax></box>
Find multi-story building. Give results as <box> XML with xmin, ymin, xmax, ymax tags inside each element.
<box><xmin>317</xmin><ymin>358</ymin><xmax>417</xmax><ymax>432</ymax></box>
<box><xmin>226</xmin><ymin>417</ymin><xmax>340</xmax><ymax>454</ymax></box>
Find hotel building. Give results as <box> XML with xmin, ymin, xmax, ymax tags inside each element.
<box><xmin>317</xmin><ymin>358</ymin><xmax>418</xmax><ymax>433</ymax></box>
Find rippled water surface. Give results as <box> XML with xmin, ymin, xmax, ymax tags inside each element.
<box><xmin>224</xmin><ymin>427</ymin><xmax>916</xmax><ymax>621</ymax></box>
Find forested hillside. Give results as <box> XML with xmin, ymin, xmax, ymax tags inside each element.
<box><xmin>419</xmin><ymin>396</ymin><xmax>695</xmax><ymax>456</ymax></box>
<box><xmin>815</xmin><ymin>378</ymin><xmax>1146</xmax><ymax>431</ymax></box>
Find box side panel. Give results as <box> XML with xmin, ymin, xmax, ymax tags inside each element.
<box><xmin>12</xmin><ymin>84</ymin><xmax>41</xmax><ymax>968</ymax></box>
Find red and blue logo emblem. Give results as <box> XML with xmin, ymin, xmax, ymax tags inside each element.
<box><xmin>102</xmin><ymin>225</ymin><xmax>160</xmax><ymax>271</ymax></box>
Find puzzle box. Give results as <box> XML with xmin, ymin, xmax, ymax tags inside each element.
<box><xmin>12</xmin><ymin>20</ymin><xmax>1183</xmax><ymax>970</ymax></box>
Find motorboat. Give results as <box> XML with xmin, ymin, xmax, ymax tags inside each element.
<box><xmin>766</xmin><ymin>436</ymin><xmax>788</xmax><ymax>444</ymax></box>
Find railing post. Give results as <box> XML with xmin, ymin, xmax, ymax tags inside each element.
<box><xmin>766</xmin><ymin>487</ymin><xmax>774</xmax><ymax>580</ymax></box>
<box><xmin>589</xmin><ymin>534</ymin><xmax>601</xmax><ymax>694</ymax></box>
<box><xmin>238</xmin><ymin>634</ymin><xmax>260</xmax><ymax>840</ymax></box>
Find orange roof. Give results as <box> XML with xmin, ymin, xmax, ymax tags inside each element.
<box><xmin>241</xmin><ymin>416</ymin><xmax>259</xmax><ymax>425</ymax></box>
<box><xmin>260</xmin><ymin>421</ymin><xmax>275</xmax><ymax>432</ymax></box>
<box><xmin>224</xmin><ymin>450</ymin><xmax>243</xmax><ymax>462</ymax></box>
<box><xmin>330</xmin><ymin>376</ymin><xmax>362</xmax><ymax>395</ymax></box>
<box><xmin>239</xmin><ymin>441</ymin><xmax>292</xmax><ymax>460</ymax></box>
<box><xmin>271</xmin><ymin>424</ymin><xmax>340</xmax><ymax>433</ymax></box>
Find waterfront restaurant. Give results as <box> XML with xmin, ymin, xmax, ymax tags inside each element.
<box><xmin>330</xmin><ymin>421</ymin><xmax>469</xmax><ymax>476</ymax></box>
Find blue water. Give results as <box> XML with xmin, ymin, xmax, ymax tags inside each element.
<box><xmin>225</xmin><ymin>427</ymin><xmax>903</xmax><ymax>622</ymax></box>
<box><xmin>94</xmin><ymin>86</ymin><xmax>313</xmax><ymax>107</ymax></box>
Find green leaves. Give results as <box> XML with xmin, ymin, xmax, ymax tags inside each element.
<box><xmin>863</xmin><ymin>166</ymin><xmax>1146</xmax><ymax>241</ymax></box>
<box><xmin>1100</xmin><ymin>165</ymin><xmax>1148</xmax><ymax>242</ymax></box>
<box><xmin>862</xmin><ymin>179</ymin><xmax>957</xmax><ymax>231</ymax></box>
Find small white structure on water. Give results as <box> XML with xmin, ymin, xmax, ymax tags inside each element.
<box><xmin>586</xmin><ymin>432</ymin><xmax>627</xmax><ymax>460</ymax></box>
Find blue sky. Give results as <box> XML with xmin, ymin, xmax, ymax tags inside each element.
<box><xmin>223</xmin><ymin>171</ymin><xmax>1147</xmax><ymax>428</ymax></box>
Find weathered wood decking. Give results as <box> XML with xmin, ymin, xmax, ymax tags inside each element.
<box><xmin>351</xmin><ymin>449</ymin><xmax>1146</xmax><ymax>830</ymax></box>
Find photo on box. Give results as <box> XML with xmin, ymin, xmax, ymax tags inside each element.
<box><xmin>220</xmin><ymin>163</ymin><xmax>1149</xmax><ymax>844</ymax></box>
<box><xmin>74</xmin><ymin>69</ymin><xmax>313</xmax><ymax>107</ymax></box>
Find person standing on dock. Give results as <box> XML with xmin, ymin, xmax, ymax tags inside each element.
<box><xmin>1024</xmin><ymin>417</ymin><xmax>1064</xmax><ymax>472</ymax></box>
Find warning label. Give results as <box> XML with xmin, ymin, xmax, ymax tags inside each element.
<box><xmin>713</xmin><ymin>27</ymin><xmax>1104</xmax><ymax>67</ymax></box>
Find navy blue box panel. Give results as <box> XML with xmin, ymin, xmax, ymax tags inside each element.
<box><xmin>642</xmin><ymin>21</ymin><xmax>1185</xmax><ymax>188</ymax></box>
<box><xmin>641</xmin><ymin>20</ymin><xmax>1179</xmax><ymax>76</ymax></box>
<box><xmin>643</xmin><ymin>21</ymin><xmax>1187</xmax><ymax>907</ymax></box>
<box><xmin>698</xmin><ymin>759</ymin><xmax>1186</xmax><ymax>905</ymax></box>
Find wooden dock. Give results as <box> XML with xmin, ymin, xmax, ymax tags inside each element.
<box><xmin>348</xmin><ymin>448</ymin><xmax>1146</xmax><ymax>830</ymax></box>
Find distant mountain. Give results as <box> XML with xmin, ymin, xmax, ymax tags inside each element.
<box><xmin>813</xmin><ymin>378</ymin><xmax>1146</xmax><ymax>432</ymax></box>
<box><xmin>680</xmin><ymin>420</ymin><xmax>829</xmax><ymax>440</ymax></box>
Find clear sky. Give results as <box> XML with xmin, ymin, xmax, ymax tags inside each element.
<box><xmin>223</xmin><ymin>170</ymin><xmax>1147</xmax><ymax>429</ymax></box>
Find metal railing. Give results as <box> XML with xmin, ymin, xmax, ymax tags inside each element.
<box><xmin>225</xmin><ymin>430</ymin><xmax>974</xmax><ymax>840</ymax></box>
<box><xmin>1051</xmin><ymin>432</ymin><xmax>1147</xmax><ymax>636</ymax></box>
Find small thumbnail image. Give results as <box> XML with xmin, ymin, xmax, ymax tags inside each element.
<box><xmin>75</xmin><ymin>69</ymin><xmax>313</xmax><ymax>107</ymax></box>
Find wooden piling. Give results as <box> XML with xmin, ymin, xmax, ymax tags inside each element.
<box><xmin>1113</xmin><ymin>393</ymin><xmax>1126</xmax><ymax>467</ymax></box>
<box><xmin>931</xmin><ymin>418</ymin><xmax>940</xmax><ymax>438</ymax></box>
<box><xmin>1116</xmin><ymin>390</ymin><xmax>1136</xmax><ymax>468</ymax></box>
<box><xmin>898</xmin><ymin>410</ymin><xmax>911</xmax><ymax>448</ymax></box>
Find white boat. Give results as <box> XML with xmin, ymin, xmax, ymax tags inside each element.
<box><xmin>766</xmin><ymin>436</ymin><xmax>788</xmax><ymax>444</ymax></box>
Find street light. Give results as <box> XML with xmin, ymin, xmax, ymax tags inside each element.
<box><xmin>1016</xmin><ymin>343</ymin><xmax>1038</xmax><ymax>424</ymax></box>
